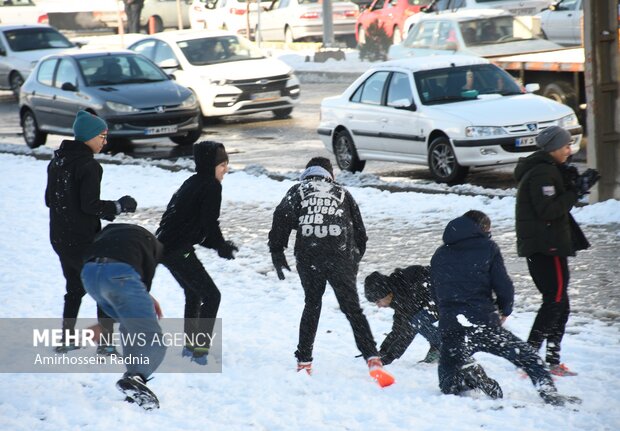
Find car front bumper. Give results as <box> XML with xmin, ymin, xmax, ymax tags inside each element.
<box><xmin>104</xmin><ymin>108</ymin><xmax>201</xmax><ymax>139</ymax></box>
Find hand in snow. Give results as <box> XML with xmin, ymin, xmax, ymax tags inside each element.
<box><xmin>271</xmin><ymin>251</ymin><xmax>290</xmax><ymax>280</ymax></box>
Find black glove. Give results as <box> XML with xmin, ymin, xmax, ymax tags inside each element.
<box><xmin>117</xmin><ymin>195</ymin><xmax>137</xmax><ymax>213</ymax></box>
<box><xmin>558</xmin><ymin>163</ymin><xmax>579</xmax><ymax>188</ymax></box>
<box><xmin>271</xmin><ymin>251</ymin><xmax>290</xmax><ymax>280</ymax></box>
<box><xmin>217</xmin><ymin>240</ymin><xmax>238</xmax><ymax>260</ymax></box>
<box><xmin>574</xmin><ymin>168</ymin><xmax>601</xmax><ymax>197</ymax></box>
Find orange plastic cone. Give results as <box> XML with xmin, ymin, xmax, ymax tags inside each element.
<box><xmin>369</xmin><ymin>368</ymin><xmax>395</xmax><ymax>388</ymax></box>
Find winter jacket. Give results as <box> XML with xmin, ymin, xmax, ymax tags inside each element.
<box><xmin>380</xmin><ymin>265</ymin><xmax>439</xmax><ymax>364</ymax></box>
<box><xmin>45</xmin><ymin>140</ymin><xmax>118</xmax><ymax>252</ymax></box>
<box><xmin>84</xmin><ymin>223</ymin><xmax>163</xmax><ymax>290</ymax></box>
<box><xmin>268</xmin><ymin>175</ymin><xmax>367</xmax><ymax>263</ymax></box>
<box><xmin>430</xmin><ymin>216</ymin><xmax>514</xmax><ymax>328</ymax></box>
<box><xmin>514</xmin><ymin>151</ymin><xmax>589</xmax><ymax>257</ymax></box>
<box><xmin>156</xmin><ymin>142</ymin><xmax>226</xmax><ymax>254</ymax></box>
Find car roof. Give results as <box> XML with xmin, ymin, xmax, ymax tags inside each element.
<box><xmin>377</xmin><ymin>55</ymin><xmax>490</xmax><ymax>72</ymax></box>
<box><xmin>137</xmin><ymin>29</ymin><xmax>237</xmax><ymax>42</ymax></box>
<box><xmin>0</xmin><ymin>24</ymin><xmax>59</xmax><ymax>31</ymax></box>
<box><xmin>417</xmin><ymin>8</ymin><xmax>509</xmax><ymax>22</ymax></box>
<box><xmin>45</xmin><ymin>50</ymin><xmax>138</xmax><ymax>59</ymax></box>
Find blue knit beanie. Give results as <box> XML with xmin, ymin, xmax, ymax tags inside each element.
<box><xmin>73</xmin><ymin>111</ymin><xmax>107</xmax><ymax>142</ymax></box>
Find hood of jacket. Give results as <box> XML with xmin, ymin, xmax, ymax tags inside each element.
<box><xmin>514</xmin><ymin>150</ymin><xmax>556</xmax><ymax>182</ymax></box>
<box><xmin>51</xmin><ymin>140</ymin><xmax>93</xmax><ymax>169</ymax></box>
<box><xmin>193</xmin><ymin>141</ymin><xmax>225</xmax><ymax>177</ymax></box>
<box><xmin>442</xmin><ymin>215</ymin><xmax>488</xmax><ymax>246</ymax></box>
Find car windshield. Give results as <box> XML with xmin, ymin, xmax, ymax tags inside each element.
<box><xmin>177</xmin><ymin>35</ymin><xmax>265</xmax><ymax>66</ymax></box>
<box><xmin>4</xmin><ymin>28</ymin><xmax>74</xmax><ymax>52</ymax></box>
<box><xmin>459</xmin><ymin>16</ymin><xmax>538</xmax><ymax>47</ymax></box>
<box><xmin>78</xmin><ymin>55</ymin><xmax>168</xmax><ymax>86</ymax></box>
<box><xmin>415</xmin><ymin>63</ymin><xmax>523</xmax><ymax>105</ymax></box>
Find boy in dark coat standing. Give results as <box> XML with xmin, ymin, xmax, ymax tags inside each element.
<box><xmin>268</xmin><ymin>157</ymin><xmax>393</xmax><ymax>387</ymax></box>
<box><xmin>515</xmin><ymin>126</ymin><xmax>598</xmax><ymax>376</ymax></box>
<box><xmin>364</xmin><ymin>266</ymin><xmax>441</xmax><ymax>365</ymax></box>
<box><xmin>156</xmin><ymin>141</ymin><xmax>238</xmax><ymax>364</ymax></box>
<box><xmin>45</xmin><ymin>110</ymin><xmax>137</xmax><ymax>353</ymax></box>
<box><xmin>431</xmin><ymin>210</ymin><xmax>580</xmax><ymax>406</ymax></box>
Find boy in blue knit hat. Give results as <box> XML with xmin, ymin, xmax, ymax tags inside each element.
<box><xmin>45</xmin><ymin>110</ymin><xmax>138</xmax><ymax>354</ymax></box>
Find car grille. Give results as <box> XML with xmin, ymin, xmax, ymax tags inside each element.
<box><xmin>504</xmin><ymin>120</ymin><xmax>556</xmax><ymax>135</ymax></box>
<box><xmin>121</xmin><ymin>115</ymin><xmax>195</xmax><ymax>127</ymax></box>
<box><xmin>229</xmin><ymin>74</ymin><xmax>290</xmax><ymax>93</ymax></box>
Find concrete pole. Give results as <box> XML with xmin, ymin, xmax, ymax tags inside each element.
<box><xmin>584</xmin><ymin>0</ymin><xmax>620</xmax><ymax>201</ymax></box>
<box><xmin>322</xmin><ymin>0</ymin><xmax>334</xmax><ymax>47</ymax></box>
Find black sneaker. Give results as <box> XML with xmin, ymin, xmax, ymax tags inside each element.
<box><xmin>462</xmin><ymin>363</ymin><xmax>503</xmax><ymax>400</ymax></box>
<box><xmin>54</xmin><ymin>343</ymin><xmax>80</xmax><ymax>353</ymax></box>
<box><xmin>116</xmin><ymin>374</ymin><xmax>160</xmax><ymax>410</ymax></box>
<box><xmin>539</xmin><ymin>390</ymin><xmax>582</xmax><ymax>406</ymax></box>
<box><xmin>96</xmin><ymin>345</ymin><xmax>120</xmax><ymax>356</ymax></box>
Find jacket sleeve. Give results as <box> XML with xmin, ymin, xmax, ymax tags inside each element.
<box><xmin>527</xmin><ymin>166</ymin><xmax>578</xmax><ymax>221</ymax></box>
<box><xmin>77</xmin><ymin>161</ymin><xmax>117</xmax><ymax>220</ymax></box>
<box><xmin>489</xmin><ymin>243</ymin><xmax>514</xmax><ymax>317</ymax></box>
<box><xmin>199</xmin><ymin>183</ymin><xmax>225</xmax><ymax>249</ymax></box>
<box><xmin>346</xmin><ymin>190</ymin><xmax>368</xmax><ymax>257</ymax></box>
<box><xmin>379</xmin><ymin>310</ymin><xmax>417</xmax><ymax>365</ymax></box>
<box><xmin>268</xmin><ymin>186</ymin><xmax>298</xmax><ymax>253</ymax></box>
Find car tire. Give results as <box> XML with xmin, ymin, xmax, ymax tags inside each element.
<box><xmin>428</xmin><ymin>136</ymin><xmax>469</xmax><ymax>184</ymax></box>
<box><xmin>273</xmin><ymin>107</ymin><xmax>293</xmax><ymax>119</ymax></box>
<box><xmin>542</xmin><ymin>82</ymin><xmax>576</xmax><ymax>110</ymax></box>
<box><xmin>170</xmin><ymin>129</ymin><xmax>202</xmax><ymax>146</ymax></box>
<box><xmin>9</xmin><ymin>72</ymin><xmax>24</xmax><ymax>97</ymax></box>
<box><xmin>284</xmin><ymin>26</ymin><xmax>294</xmax><ymax>44</ymax></box>
<box><xmin>358</xmin><ymin>26</ymin><xmax>366</xmax><ymax>45</ymax></box>
<box><xmin>334</xmin><ymin>129</ymin><xmax>365</xmax><ymax>173</ymax></box>
<box><xmin>392</xmin><ymin>26</ymin><xmax>402</xmax><ymax>44</ymax></box>
<box><xmin>21</xmin><ymin>110</ymin><xmax>47</xmax><ymax>149</ymax></box>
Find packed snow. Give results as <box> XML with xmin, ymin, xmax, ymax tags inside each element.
<box><xmin>1</xmin><ymin>152</ymin><xmax>619</xmax><ymax>430</ymax></box>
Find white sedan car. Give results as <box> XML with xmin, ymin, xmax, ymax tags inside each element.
<box><xmin>318</xmin><ymin>55</ymin><xmax>581</xmax><ymax>184</ymax></box>
<box><xmin>128</xmin><ymin>29</ymin><xmax>300</xmax><ymax>119</ymax></box>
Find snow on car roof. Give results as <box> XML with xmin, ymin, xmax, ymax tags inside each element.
<box><xmin>378</xmin><ymin>55</ymin><xmax>489</xmax><ymax>72</ymax></box>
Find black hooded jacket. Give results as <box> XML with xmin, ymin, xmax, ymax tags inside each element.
<box><xmin>156</xmin><ymin>142</ymin><xmax>226</xmax><ymax>254</ymax></box>
<box><xmin>84</xmin><ymin>223</ymin><xmax>164</xmax><ymax>290</ymax></box>
<box><xmin>268</xmin><ymin>175</ymin><xmax>367</xmax><ymax>263</ymax></box>
<box><xmin>45</xmin><ymin>140</ymin><xmax>118</xmax><ymax>251</ymax></box>
<box><xmin>431</xmin><ymin>216</ymin><xmax>514</xmax><ymax>328</ymax></box>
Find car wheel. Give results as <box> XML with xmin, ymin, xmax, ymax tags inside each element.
<box><xmin>147</xmin><ymin>16</ymin><xmax>164</xmax><ymax>34</ymax></box>
<box><xmin>358</xmin><ymin>26</ymin><xmax>366</xmax><ymax>45</ymax></box>
<box><xmin>284</xmin><ymin>26</ymin><xmax>294</xmax><ymax>44</ymax></box>
<box><xmin>9</xmin><ymin>72</ymin><xmax>24</xmax><ymax>97</ymax></box>
<box><xmin>428</xmin><ymin>137</ymin><xmax>469</xmax><ymax>184</ymax></box>
<box><xmin>21</xmin><ymin>110</ymin><xmax>47</xmax><ymax>149</ymax></box>
<box><xmin>542</xmin><ymin>82</ymin><xmax>576</xmax><ymax>110</ymax></box>
<box><xmin>392</xmin><ymin>26</ymin><xmax>402</xmax><ymax>44</ymax></box>
<box><xmin>273</xmin><ymin>107</ymin><xmax>293</xmax><ymax>119</ymax></box>
<box><xmin>170</xmin><ymin>129</ymin><xmax>202</xmax><ymax>146</ymax></box>
<box><xmin>334</xmin><ymin>129</ymin><xmax>365</xmax><ymax>173</ymax></box>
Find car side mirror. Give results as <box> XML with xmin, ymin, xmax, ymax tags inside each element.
<box><xmin>159</xmin><ymin>58</ymin><xmax>180</xmax><ymax>69</ymax></box>
<box><xmin>61</xmin><ymin>82</ymin><xmax>77</xmax><ymax>91</ymax></box>
<box><xmin>525</xmin><ymin>83</ymin><xmax>540</xmax><ymax>93</ymax></box>
<box><xmin>74</xmin><ymin>40</ymin><xmax>88</xmax><ymax>49</ymax></box>
<box><xmin>392</xmin><ymin>100</ymin><xmax>416</xmax><ymax>111</ymax></box>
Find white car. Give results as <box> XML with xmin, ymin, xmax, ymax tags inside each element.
<box><xmin>317</xmin><ymin>55</ymin><xmax>581</xmax><ymax>184</ymax></box>
<box><xmin>128</xmin><ymin>29</ymin><xmax>300</xmax><ymax>118</ymax></box>
<box><xmin>537</xmin><ymin>0</ymin><xmax>583</xmax><ymax>47</ymax></box>
<box><xmin>189</xmin><ymin>0</ymin><xmax>271</xmax><ymax>35</ymax></box>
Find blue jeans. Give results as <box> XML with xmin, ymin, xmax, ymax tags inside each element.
<box><xmin>410</xmin><ymin>309</ymin><xmax>441</xmax><ymax>350</ymax></box>
<box><xmin>81</xmin><ymin>262</ymin><xmax>166</xmax><ymax>379</ymax></box>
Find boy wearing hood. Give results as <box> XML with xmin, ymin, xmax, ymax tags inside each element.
<box><xmin>431</xmin><ymin>210</ymin><xmax>580</xmax><ymax>406</ymax></box>
<box><xmin>268</xmin><ymin>157</ymin><xmax>393</xmax><ymax>387</ymax></box>
<box><xmin>157</xmin><ymin>141</ymin><xmax>238</xmax><ymax>364</ymax></box>
<box><xmin>514</xmin><ymin>126</ymin><xmax>598</xmax><ymax>377</ymax></box>
<box><xmin>45</xmin><ymin>110</ymin><xmax>137</xmax><ymax>353</ymax></box>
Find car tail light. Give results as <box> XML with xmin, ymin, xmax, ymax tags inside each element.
<box><xmin>37</xmin><ymin>14</ymin><xmax>49</xmax><ymax>24</ymax></box>
<box><xmin>343</xmin><ymin>10</ymin><xmax>357</xmax><ymax>18</ymax></box>
<box><xmin>230</xmin><ymin>8</ymin><xmax>247</xmax><ymax>15</ymax></box>
<box><xmin>300</xmin><ymin>11</ymin><xmax>320</xmax><ymax>19</ymax></box>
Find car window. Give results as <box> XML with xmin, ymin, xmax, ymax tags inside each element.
<box><xmin>153</xmin><ymin>41</ymin><xmax>177</xmax><ymax>65</ymax></box>
<box><xmin>177</xmin><ymin>35</ymin><xmax>265</xmax><ymax>65</ymax></box>
<box><xmin>386</xmin><ymin>72</ymin><xmax>413</xmax><ymax>107</ymax></box>
<box><xmin>279</xmin><ymin>0</ymin><xmax>289</xmax><ymax>7</ymax></box>
<box><xmin>4</xmin><ymin>27</ymin><xmax>74</xmax><ymax>52</ymax></box>
<box><xmin>403</xmin><ymin>20</ymin><xmax>439</xmax><ymax>48</ymax></box>
<box><xmin>371</xmin><ymin>0</ymin><xmax>385</xmax><ymax>10</ymax></box>
<box><xmin>553</xmin><ymin>0</ymin><xmax>579</xmax><ymax>10</ymax></box>
<box><xmin>78</xmin><ymin>55</ymin><xmax>168</xmax><ymax>86</ymax></box>
<box><xmin>387</xmin><ymin>0</ymin><xmax>397</xmax><ymax>8</ymax></box>
<box><xmin>298</xmin><ymin>0</ymin><xmax>319</xmax><ymax>4</ymax></box>
<box><xmin>131</xmin><ymin>39</ymin><xmax>157</xmax><ymax>60</ymax></box>
<box><xmin>37</xmin><ymin>59</ymin><xmax>57</xmax><ymax>87</ymax></box>
<box><xmin>352</xmin><ymin>71</ymin><xmax>389</xmax><ymax>105</ymax></box>
<box><xmin>0</xmin><ymin>0</ymin><xmax>35</xmax><ymax>6</ymax></box>
<box><xmin>54</xmin><ymin>58</ymin><xmax>78</xmax><ymax>89</ymax></box>
<box><xmin>459</xmin><ymin>16</ymin><xmax>536</xmax><ymax>46</ymax></box>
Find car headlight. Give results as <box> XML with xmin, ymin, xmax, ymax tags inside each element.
<box><xmin>106</xmin><ymin>101</ymin><xmax>140</xmax><ymax>113</ymax></box>
<box><xmin>180</xmin><ymin>93</ymin><xmax>197</xmax><ymax>109</ymax></box>
<box><xmin>558</xmin><ymin>113</ymin><xmax>579</xmax><ymax>128</ymax></box>
<box><xmin>465</xmin><ymin>126</ymin><xmax>506</xmax><ymax>138</ymax></box>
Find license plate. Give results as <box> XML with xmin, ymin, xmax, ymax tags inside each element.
<box><xmin>145</xmin><ymin>125</ymin><xmax>177</xmax><ymax>135</ymax></box>
<box><xmin>515</xmin><ymin>136</ymin><xmax>537</xmax><ymax>147</ymax></box>
<box><xmin>251</xmin><ymin>91</ymin><xmax>280</xmax><ymax>102</ymax></box>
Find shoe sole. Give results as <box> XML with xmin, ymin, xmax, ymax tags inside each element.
<box><xmin>116</xmin><ymin>379</ymin><xmax>160</xmax><ymax>410</ymax></box>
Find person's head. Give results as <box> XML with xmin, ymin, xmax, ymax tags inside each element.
<box><xmin>72</xmin><ymin>110</ymin><xmax>107</xmax><ymax>153</ymax></box>
<box><xmin>463</xmin><ymin>209</ymin><xmax>491</xmax><ymax>233</ymax></box>
<box><xmin>464</xmin><ymin>70</ymin><xmax>474</xmax><ymax>89</ymax></box>
<box><xmin>305</xmin><ymin>157</ymin><xmax>334</xmax><ymax>180</ymax></box>
<box><xmin>364</xmin><ymin>271</ymin><xmax>394</xmax><ymax>308</ymax></box>
<box><xmin>536</xmin><ymin>126</ymin><xmax>572</xmax><ymax>164</ymax></box>
<box><xmin>193</xmin><ymin>141</ymin><xmax>229</xmax><ymax>182</ymax></box>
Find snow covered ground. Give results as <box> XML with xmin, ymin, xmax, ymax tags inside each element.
<box><xmin>1</xmin><ymin>152</ymin><xmax>620</xmax><ymax>430</ymax></box>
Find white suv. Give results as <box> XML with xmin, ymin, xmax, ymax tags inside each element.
<box><xmin>318</xmin><ymin>55</ymin><xmax>581</xmax><ymax>184</ymax></box>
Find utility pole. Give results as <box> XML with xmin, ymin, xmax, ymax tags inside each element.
<box><xmin>322</xmin><ymin>0</ymin><xmax>334</xmax><ymax>47</ymax></box>
<box><xmin>584</xmin><ymin>0</ymin><xmax>620</xmax><ymax>201</ymax></box>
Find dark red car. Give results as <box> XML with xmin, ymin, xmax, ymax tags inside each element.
<box><xmin>356</xmin><ymin>0</ymin><xmax>431</xmax><ymax>44</ymax></box>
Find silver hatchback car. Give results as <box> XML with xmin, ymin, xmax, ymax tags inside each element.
<box><xmin>19</xmin><ymin>50</ymin><xmax>202</xmax><ymax>148</ymax></box>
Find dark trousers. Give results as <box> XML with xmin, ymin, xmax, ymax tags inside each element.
<box><xmin>526</xmin><ymin>253</ymin><xmax>570</xmax><ymax>366</ymax></box>
<box><xmin>295</xmin><ymin>257</ymin><xmax>378</xmax><ymax>363</ymax></box>
<box><xmin>438</xmin><ymin>322</ymin><xmax>554</xmax><ymax>395</ymax></box>
<box><xmin>55</xmin><ymin>246</ymin><xmax>114</xmax><ymax>336</ymax></box>
<box><xmin>124</xmin><ymin>2</ymin><xmax>143</xmax><ymax>34</ymax></box>
<box><xmin>162</xmin><ymin>249</ymin><xmax>220</xmax><ymax>346</ymax></box>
